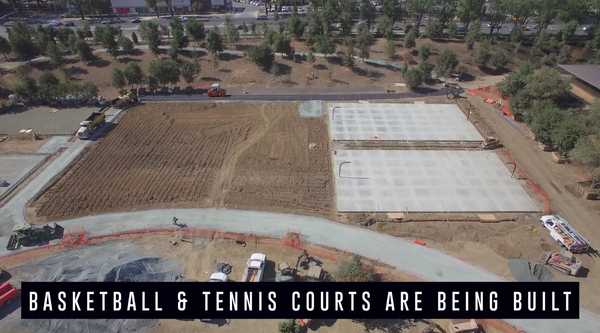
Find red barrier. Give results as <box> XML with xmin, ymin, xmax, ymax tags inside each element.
<box><xmin>467</xmin><ymin>86</ymin><xmax>513</xmax><ymax>118</ymax></box>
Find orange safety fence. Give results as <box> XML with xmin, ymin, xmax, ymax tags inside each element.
<box><xmin>467</xmin><ymin>85</ymin><xmax>513</xmax><ymax>118</ymax></box>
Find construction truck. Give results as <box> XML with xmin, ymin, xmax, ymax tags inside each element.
<box><xmin>208</xmin><ymin>83</ymin><xmax>227</xmax><ymax>97</ymax></box>
<box><xmin>481</xmin><ymin>137</ymin><xmax>501</xmax><ymax>150</ymax></box>
<box><xmin>448</xmin><ymin>319</ymin><xmax>480</xmax><ymax>333</ymax></box>
<box><xmin>543</xmin><ymin>251</ymin><xmax>582</xmax><ymax>276</ymax></box>
<box><xmin>0</xmin><ymin>282</ymin><xmax>17</xmax><ymax>309</ymax></box>
<box><xmin>113</xmin><ymin>91</ymin><xmax>138</xmax><ymax>109</ymax></box>
<box><xmin>540</xmin><ymin>215</ymin><xmax>591</xmax><ymax>253</ymax></box>
<box><xmin>6</xmin><ymin>223</ymin><xmax>64</xmax><ymax>251</ymax></box>
<box><xmin>76</xmin><ymin>111</ymin><xmax>105</xmax><ymax>140</ymax></box>
<box><xmin>208</xmin><ymin>272</ymin><xmax>228</xmax><ymax>282</ymax></box>
<box><xmin>242</xmin><ymin>253</ymin><xmax>266</xmax><ymax>282</ymax></box>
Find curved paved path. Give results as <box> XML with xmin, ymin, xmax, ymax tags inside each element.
<box><xmin>1</xmin><ymin>208</ymin><xmax>598</xmax><ymax>333</ymax></box>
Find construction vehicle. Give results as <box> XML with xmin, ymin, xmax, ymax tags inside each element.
<box><xmin>207</xmin><ymin>83</ymin><xmax>227</xmax><ymax>97</ymax></box>
<box><xmin>113</xmin><ymin>91</ymin><xmax>138</xmax><ymax>109</ymax></box>
<box><xmin>540</xmin><ymin>215</ymin><xmax>591</xmax><ymax>253</ymax></box>
<box><xmin>242</xmin><ymin>253</ymin><xmax>266</xmax><ymax>282</ymax></box>
<box><xmin>481</xmin><ymin>137</ymin><xmax>501</xmax><ymax>150</ymax></box>
<box><xmin>295</xmin><ymin>250</ymin><xmax>325</xmax><ymax>281</ymax></box>
<box><xmin>0</xmin><ymin>282</ymin><xmax>17</xmax><ymax>308</ymax></box>
<box><xmin>543</xmin><ymin>251</ymin><xmax>582</xmax><ymax>276</ymax></box>
<box><xmin>208</xmin><ymin>272</ymin><xmax>228</xmax><ymax>282</ymax></box>
<box><xmin>445</xmin><ymin>83</ymin><xmax>465</xmax><ymax>100</ymax></box>
<box><xmin>276</xmin><ymin>262</ymin><xmax>295</xmax><ymax>282</ymax></box>
<box><xmin>6</xmin><ymin>223</ymin><xmax>64</xmax><ymax>251</ymax></box>
<box><xmin>447</xmin><ymin>319</ymin><xmax>480</xmax><ymax>333</ymax></box>
<box><xmin>76</xmin><ymin>111</ymin><xmax>105</xmax><ymax>140</ymax></box>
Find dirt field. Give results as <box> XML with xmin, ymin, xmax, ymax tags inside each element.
<box><xmin>31</xmin><ymin>102</ymin><xmax>333</xmax><ymax>220</ymax></box>
<box><xmin>0</xmin><ymin>136</ymin><xmax>48</xmax><ymax>153</ymax></box>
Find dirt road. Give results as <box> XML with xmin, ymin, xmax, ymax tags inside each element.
<box><xmin>469</xmin><ymin>97</ymin><xmax>600</xmax><ymax>243</ymax></box>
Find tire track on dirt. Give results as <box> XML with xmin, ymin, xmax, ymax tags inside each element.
<box><xmin>210</xmin><ymin>104</ymin><xmax>285</xmax><ymax>205</ymax></box>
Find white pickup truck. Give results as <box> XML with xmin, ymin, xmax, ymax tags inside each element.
<box><xmin>540</xmin><ymin>215</ymin><xmax>591</xmax><ymax>253</ymax></box>
<box><xmin>242</xmin><ymin>253</ymin><xmax>266</xmax><ymax>282</ymax></box>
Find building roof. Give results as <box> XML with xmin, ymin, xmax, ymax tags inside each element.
<box><xmin>558</xmin><ymin>64</ymin><xmax>600</xmax><ymax>90</ymax></box>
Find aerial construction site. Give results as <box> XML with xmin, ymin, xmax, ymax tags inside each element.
<box><xmin>0</xmin><ymin>94</ymin><xmax>598</xmax><ymax>333</ymax></box>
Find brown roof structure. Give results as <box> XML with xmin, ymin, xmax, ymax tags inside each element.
<box><xmin>558</xmin><ymin>64</ymin><xmax>600</xmax><ymax>90</ymax></box>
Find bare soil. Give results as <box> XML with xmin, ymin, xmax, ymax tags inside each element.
<box><xmin>31</xmin><ymin>102</ymin><xmax>333</xmax><ymax>220</ymax></box>
<box><xmin>0</xmin><ymin>136</ymin><xmax>48</xmax><ymax>154</ymax></box>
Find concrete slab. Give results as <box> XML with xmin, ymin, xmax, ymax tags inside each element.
<box><xmin>36</xmin><ymin>136</ymin><xmax>72</xmax><ymax>154</ymax></box>
<box><xmin>333</xmin><ymin>150</ymin><xmax>538</xmax><ymax>212</ymax></box>
<box><xmin>0</xmin><ymin>154</ymin><xmax>46</xmax><ymax>196</ymax></box>
<box><xmin>329</xmin><ymin>103</ymin><xmax>483</xmax><ymax>142</ymax></box>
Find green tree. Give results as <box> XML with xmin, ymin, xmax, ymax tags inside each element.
<box><xmin>457</xmin><ymin>0</ymin><xmax>484</xmax><ymax>31</ymax></box>
<box><xmin>572</xmin><ymin>134</ymin><xmax>600</xmax><ymax>168</ymax></box>
<box><xmin>315</xmin><ymin>33</ymin><xmax>336</xmax><ymax>55</ymax></box>
<box><xmin>377</xmin><ymin>14</ymin><xmax>394</xmax><ymax>40</ymax></box>
<box><xmin>384</xmin><ymin>37</ymin><xmax>396</xmax><ymax>59</ymax></box>
<box><xmin>465</xmin><ymin>20</ymin><xmax>480</xmax><ymax>49</ymax></box>
<box><xmin>336</xmin><ymin>256</ymin><xmax>376</xmax><ymax>282</ymax></box>
<box><xmin>273</xmin><ymin>33</ymin><xmax>293</xmax><ymax>57</ymax></box>
<box><xmin>436</xmin><ymin>49</ymin><xmax>459</xmax><ymax>78</ymax></box>
<box><xmin>498</xmin><ymin>63</ymin><xmax>533</xmax><ymax>97</ymax></box>
<box><xmin>525</xmin><ymin>67</ymin><xmax>569</xmax><ymax>101</ymax></box>
<box><xmin>343</xmin><ymin>37</ymin><xmax>355</xmax><ymax>67</ymax></box>
<box><xmin>418</xmin><ymin>45</ymin><xmax>431</xmax><ymax>62</ymax></box>
<box><xmin>76</xmin><ymin>40</ymin><xmax>95</xmax><ymax>62</ymax></box>
<box><xmin>47</xmin><ymin>42</ymin><xmax>64</xmax><ymax>67</ymax></box>
<box><xmin>490</xmin><ymin>49</ymin><xmax>509</xmax><ymax>71</ymax></box>
<box><xmin>148</xmin><ymin>58</ymin><xmax>181</xmax><ymax>86</ymax></box>
<box><xmin>530</xmin><ymin>104</ymin><xmax>565</xmax><ymax>146</ymax></box>
<box><xmin>14</xmin><ymin>76</ymin><xmax>38</xmax><ymax>101</ymax></box>
<box><xmin>287</xmin><ymin>14</ymin><xmax>305</xmax><ymax>39</ymax></box>
<box><xmin>552</xmin><ymin>118</ymin><xmax>583</xmax><ymax>156</ymax></box>
<box><xmin>131</xmin><ymin>31</ymin><xmax>139</xmax><ymax>45</ymax></box>
<box><xmin>8</xmin><ymin>22</ymin><xmax>38</xmax><ymax>60</ymax></box>
<box><xmin>140</xmin><ymin>21</ymin><xmax>161</xmax><ymax>56</ymax></box>
<box><xmin>404</xmin><ymin>29</ymin><xmax>416</xmax><ymax>49</ymax></box>
<box><xmin>207</xmin><ymin>28</ymin><xmax>224</xmax><ymax>60</ymax></box>
<box><xmin>405</xmin><ymin>67</ymin><xmax>424</xmax><ymax>90</ymax></box>
<box><xmin>112</xmin><ymin>68</ymin><xmax>126</xmax><ymax>90</ymax></box>
<box><xmin>170</xmin><ymin>16</ymin><xmax>188</xmax><ymax>56</ymax></box>
<box><xmin>145</xmin><ymin>0</ymin><xmax>160</xmax><ymax>18</ymax></box>
<box><xmin>359</xmin><ymin>0</ymin><xmax>376</xmax><ymax>27</ymax></box>
<box><xmin>119</xmin><ymin>36</ymin><xmax>135</xmax><ymax>55</ymax></box>
<box><xmin>408</xmin><ymin>0</ymin><xmax>433</xmax><ymax>33</ymax></box>
<box><xmin>278</xmin><ymin>319</ymin><xmax>302</xmax><ymax>333</ymax></box>
<box><xmin>186</xmin><ymin>19</ymin><xmax>206</xmax><ymax>47</ymax></box>
<box><xmin>224</xmin><ymin>16</ymin><xmax>240</xmax><ymax>46</ymax></box>
<box><xmin>38</xmin><ymin>72</ymin><xmax>60</xmax><ymax>103</ymax></box>
<box><xmin>356</xmin><ymin>23</ymin><xmax>372</xmax><ymax>60</ymax></box>
<box><xmin>448</xmin><ymin>21</ymin><xmax>459</xmax><ymax>38</ymax></box>
<box><xmin>248</xmin><ymin>43</ymin><xmax>274</xmax><ymax>71</ymax></box>
<box><xmin>0</xmin><ymin>36</ymin><xmax>10</xmax><ymax>60</ymax></box>
<box><xmin>474</xmin><ymin>41</ymin><xmax>492</xmax><ymax>68</ymax></box>
<box><xmin>180</xmin><ymin>62</ymin><xmax>199</xmax><ymax>84</ymax></box>
<box><xmin>124</xmin><ymin>62</ymin><xmax>144</xmax><ymax>87</ymax></box>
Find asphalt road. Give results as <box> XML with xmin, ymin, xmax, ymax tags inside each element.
<box><xmin>141</xmin><ymin>89</ymin><xmax>449</xmax><ymax>102</ymax></box>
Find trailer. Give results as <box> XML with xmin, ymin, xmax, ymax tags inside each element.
<box><xmin>76</xmin><ymin>111</ymin><xmax>105</xmax><ymax>140</ymax></box>
<box><xmin>0</xmin><ymin>282</ymin><xmax>17</xmax><ymax>308</ymax></box>
<box><xmin>543</xmin><ymin>251</ymin><xmax>582</xmax><ymax>276</ymax></box>
<box><xmin>6</xmin><ymin>223</ymin><xmax>64</xmax><ymax>250</ymax></box>
<box><xmin>242</xmin><ymin>253</ymin><xmax>266</xmax><ymax>282</ymax></box>
<box><xmin>540</xmin><ymin>215</ymin><xmax>591</xmax><ymax>253</ymax></box>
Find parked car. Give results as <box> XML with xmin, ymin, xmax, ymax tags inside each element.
<box><xmin>130</xmin><ymin>17</ymin><xmax>141</xmax><ymax>24</ymax></box>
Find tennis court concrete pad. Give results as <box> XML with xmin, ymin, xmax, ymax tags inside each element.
<box><xmin>334</xmin><ymin>150</ymin><xmax>538</xmax><ymax>212</ymax></box>
<box><xmin>329</xmin><ymin>103</ymin><xmax>483</xmax><ymax>142</ymax></box>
